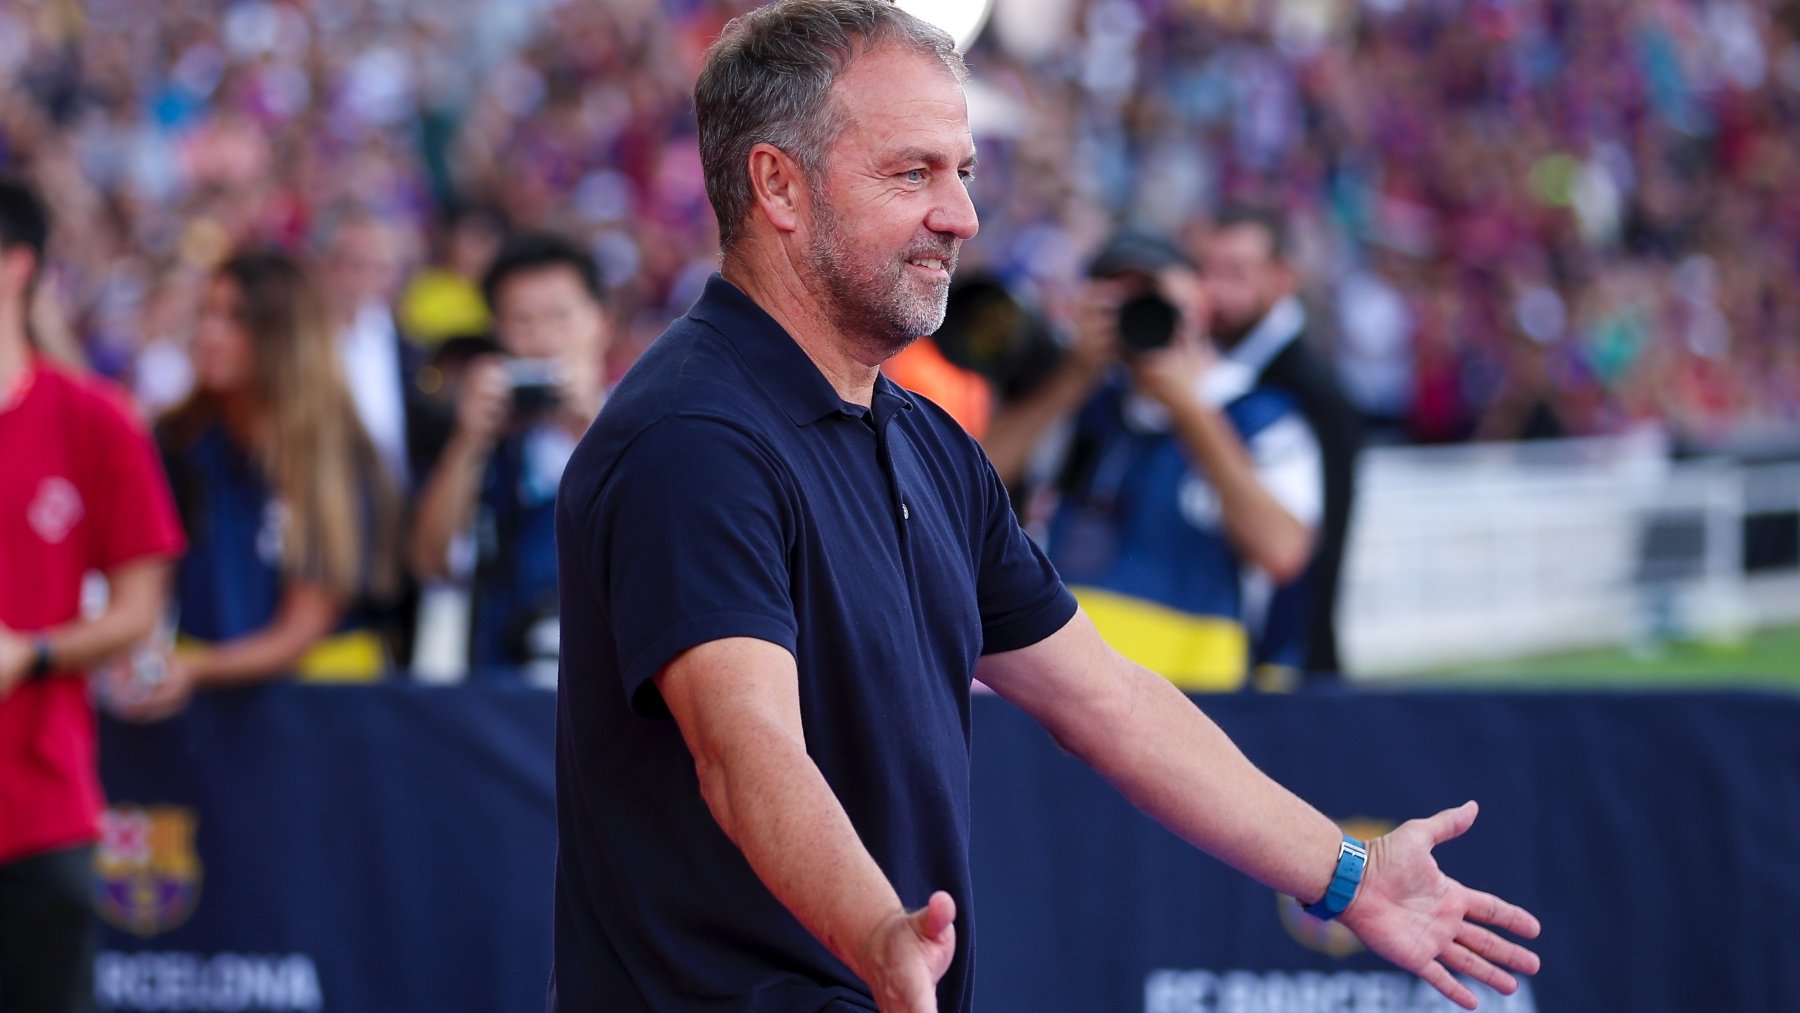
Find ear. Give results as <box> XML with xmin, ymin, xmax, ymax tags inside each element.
<box><xmin>746</xmin><ymin>142</ymin><xmax>809</xmax><ymax>236</ymax></box>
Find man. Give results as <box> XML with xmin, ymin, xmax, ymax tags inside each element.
<box><xmin>319</xmin><ymin>208</ymin><xmax>428</xmax><ymax>487</ymax></box>
<box><xmin>410</xmin><ymin>233</ymin><xmax>609</xmax><ymax>679</ymax></box>
<box><xmin>552</xmin><ymin>4</ymin><xmax>1537</xmax><ymax>1012</ymax></box>
<box><xmin>1023</xmin><ymin>214</ymin><xmax>1360</xmax><ymax>690</ymax></box>
<box><xmin>318</xmin><ymin>208</ymin><xmax>435</xmax><ymax>668</ymax></box>
<box><xmin>0</xmin><ymin>176</ymin><xmax>186</xmax><ymax>1012</ymax></box>
<box><xmin>1198</xmin><ymin>205</ymin><xmax>1364</xmax><ymax>678</ymax></box>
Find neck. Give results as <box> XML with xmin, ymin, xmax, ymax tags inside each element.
<box><xmin>0</xmin><ymin>308</ymin><xmax>28</xmax><ymax>395</ymax></box>
<box><xmin>722</xmin><ymin>245</ymin><xmax>883</xmax><ymax>408</ymax></box>
<box><xmin>218</xmin><ymin>390</ymin><xmax>260</xmax><ymax>447</ymax></box>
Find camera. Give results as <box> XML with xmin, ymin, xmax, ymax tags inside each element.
<box><xmin>503</xmin><ymin>358</ymin><xmax>564</xmax><ymax>417</ymax></box>
<box><xmin>932</xmin><ymin>274</ymin><xmax>1064</xmax><ymax>400</ymax></box>
<box><xmin>1116</xmin><ymin>291</ymin><xmax>1179</xmax><ymax>354</ymax></box>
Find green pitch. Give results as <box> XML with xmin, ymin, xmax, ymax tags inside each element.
<box><xmin>1397</xmin><ymin>625</ymin><xmax>1800</xmax><ymax>691</ymax></box>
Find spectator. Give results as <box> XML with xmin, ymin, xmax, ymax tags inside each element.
<box><xmin>316</xmin><ymin>207</ymin><xmax>429</xmax><ymax>488</ymax></box>
<box><xmin>0</xmin><ymin>175</ymin><xmax>185</xmax><ymax>1013</ymax></box>
<box><xmin>119</xmin><ymin>249</ymin><xmax>403</xmax><ymax>721</ymax></box>
<box><xmin>409</xmin><ymin>232</ymin><xmax>610</xmax><ymax>681</ymax></box>
<box><xmin>991</xmin><ymin>217</ymin><xmax>1355</xmax><ymax>691</ymax></box>
<box><xmin>316</xmin><ymin>206</ymin><xmax>438</xmax><ymax>664</ymax></box>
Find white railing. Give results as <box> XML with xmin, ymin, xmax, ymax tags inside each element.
<box><xmin>1340</xmin><ymin>430</ymin><xmax>1800</xmax><ymax>677</ymax></box>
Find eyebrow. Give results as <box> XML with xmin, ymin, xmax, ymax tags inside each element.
<box><xmin>893</xmin><ymin>147</ymin><xmax>979</xmax><ymax>171</ymax></box>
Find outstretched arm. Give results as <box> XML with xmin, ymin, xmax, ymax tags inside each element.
<box><xmin>975</xmin><ymin>611</ymin><xmax>1539</xmax><ymax>1009</ymax></box>
<box><xmin>657</xmin><ymin>636</ymin><xmax>956</xmax><ymax>1013</ymax></box>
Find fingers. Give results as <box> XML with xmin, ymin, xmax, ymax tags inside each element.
<box><xmin>1457</xmin><ymin>922</ymin><xmax>1542</xmax><ymax>976</ymax></box>
<box><xmin>912</xmin><ymin>891</ymin><xmax>956</xmax><ymax>942</ymax></box>
<box><xmin>1441</xmin><ymin>940</ymin><xmax>1518</xmax><ymax>996</ymax></box>
<box><xmin>1423</xmin><ymin>800</ymin><xmax>1479</xmax><ymax>845</ymax></box>
<box><xmin>1417</xmin><ymin>959</ymin><xmax>1479</xmax><ymax>1011</ymax></box>
<box><xmin>1464</xmin><ymin>888</ymin><xmax>1542</xmax><ymax>940</ymax></box>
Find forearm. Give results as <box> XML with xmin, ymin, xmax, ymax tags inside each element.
<box><xmin>1164</xmin><ymin>397</ymin><xmax>1313</xmax><ymax>580</ymax></box>
<box><xmin>182</xmin><ymin>635</ymin><xmax>309</xmax><ymax>687</ymax></box>
<box><xmin>42</xmin><ymin>559</ymin><xmax>171</xmax><ymax>673</ymax></box>
<box><xmin>410</xmin><ymin>436</ymin><xmax>489</xmax><ymax>579</ymax></box>
<box><xmin>1047</xmin><ymin>659</ymin><xmax>1341</xmax><ymax>902</ymax></box>
<box><xmin>698</xmin><ymin>727</ymin><xmax>906</xmax><ymax>982</ymax></box>
<box><xmin>184</xmin><ymin>586</ymin><xmax>343</xmax><ymax>687</ymax></box>
<box><xmin>982</xmin><ymin>362</ymin><xmax>1102</xmax><ymax>487</ymax></box>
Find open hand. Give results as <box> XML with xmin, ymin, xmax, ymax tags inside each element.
<box><xmin>1339</xmin><ymin>802</ymin><xmax>1542</xmax><ymax>1010</ymax></box>
<box><xmin>860</xmin><ymin>891</ymin><xmax>957</xmax><ymax>1013</ymax></box>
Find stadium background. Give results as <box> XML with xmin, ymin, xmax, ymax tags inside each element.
<box><xmin>4</xmin><ymin>0</ymin><xmax>1798</xmax><ymax>1009</ymax></box>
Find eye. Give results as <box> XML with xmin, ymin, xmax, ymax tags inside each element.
<box><xmin>903</xmin><ymin>168</ymin><xmax>927</xmax><ymax>184</ymax></box>
<box><xmin>958</xmin><ymin>168</ymin><xmax>976</xmax><ymax>186</ymax></box>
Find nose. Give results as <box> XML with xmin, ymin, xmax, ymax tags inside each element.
<box><xmin>926</xmin><ymin>175</ymin><xmax>979</xmax><ymax>242</ymax></box>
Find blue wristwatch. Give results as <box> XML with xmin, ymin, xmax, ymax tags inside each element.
<box><xmin>1301</xmin><ymin>835</ymin><xmax>1367</xmax><ymax>921</ymax></box>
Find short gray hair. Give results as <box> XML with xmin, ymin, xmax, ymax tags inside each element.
<box><xmin>695</xmin><ymin>0</ymin><xmax>965</xmax><ymax>252</ymax></box>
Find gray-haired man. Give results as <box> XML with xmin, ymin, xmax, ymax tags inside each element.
<box><xmin>549</xmin><ymin>3</ymin><xmax>1540</xmax><ymax>1011</ymax></box>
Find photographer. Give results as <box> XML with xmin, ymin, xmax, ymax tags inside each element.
<box><xmin>409</xmin><ymin>233</ymin><xmax>609</xmax><ymax>680</ymax></box>
<box><xmin>990</xmin><ymin>214</ymin><xmax>1354</xmax><ymax>690</ymax></box>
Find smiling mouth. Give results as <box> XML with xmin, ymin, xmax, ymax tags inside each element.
<box><xmin>906</xmin><ymin>255</ymin><xmax>954</xmax><ymax>278</ymax></box>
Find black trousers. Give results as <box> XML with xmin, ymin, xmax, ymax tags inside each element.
<box><xmin>0</xmin><ymin>845</ymin><xmax>97</xmax><ymax>1013</ymax></box>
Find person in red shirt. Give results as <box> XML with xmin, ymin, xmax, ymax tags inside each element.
<box><xmin>0</xmin><ymin>176</ymin><xmax>185</xmax><ymax>1013</ymax></box>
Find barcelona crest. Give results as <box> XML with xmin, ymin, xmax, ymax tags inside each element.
<box><xmin>1276</xmin><ymin>817</ymin><xmax>1394</xmax><ymax>958</ymax></box>
<box><xmin>93</xmin><ymin>805</ymin><xmax>203</xmax><ymax>937</ymax></box>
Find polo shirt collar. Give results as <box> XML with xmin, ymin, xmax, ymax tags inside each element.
<box><xmin>689</xmin><ymin>273</ymin><xmax>916</xmax><ymax>426</ymax></box>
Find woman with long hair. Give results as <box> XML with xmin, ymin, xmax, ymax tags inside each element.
<box><xmin>119</xmin><ymin>249</ymin><xmax>402</xmax><ymax>719</ymax></box>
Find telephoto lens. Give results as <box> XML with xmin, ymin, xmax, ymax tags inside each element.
<box><xmin>1116</xmin><ymin>291</ymin><xmax>1179</xmax><ymax>354</ymax></box>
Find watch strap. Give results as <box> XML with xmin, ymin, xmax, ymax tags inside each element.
<box><xmin>1301</xmin><ymin>835</ymin><xmax>1368</xmax><ymax>921</ymax></box>
<box><xmin>26</xmin><ymin>637</ymin><xmax>55</xmax><ymax>680</ymax></box>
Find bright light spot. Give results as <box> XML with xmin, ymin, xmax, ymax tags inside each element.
<box><xmin>896</xmin><ymin>0</ymin><xmax>995</xmax><ymax>53</ymax></box>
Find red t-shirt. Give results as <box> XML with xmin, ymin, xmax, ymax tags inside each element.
<box><xmin>0</xmin><ymin>359</ymin><xmax>185</xmax><ymax>864</ymax></box>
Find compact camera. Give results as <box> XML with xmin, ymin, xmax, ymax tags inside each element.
<box><xmin>502</xmin><ymin>358</ymin><xmax>564</xmax><ymax>417</ymax></box>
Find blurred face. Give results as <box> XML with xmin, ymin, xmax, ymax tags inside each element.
<box><xmin>0</xmin><ymin>246</ymin><xmax>35</xmax><ymax>316</ymax></box>
<box><xmin>492</xmin><ymin>265</ymin><xmax>606</xmax><ymax>362</ymax></box>
<box><xmin>326</xmin><ymin>219</ymin><xmax>404</xmax><ymax>310</ymax></box>
<box><xmin>803</xmin><ymin>45</ymin><xmax>980</xmax><ymax>357</ymax></box>
<box><xmin>191</xmin><ymin>275</ymin><xmax>255</xmax><ymax>394</ymax></box>
<box><xmin>1200</xmin><ymin>224</ymin><xmax>1294</xmax><ymax>344</ymax></box>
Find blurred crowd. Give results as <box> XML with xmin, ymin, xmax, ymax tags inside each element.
<box><xmin>7</xmin><ymin>0</ymin><xmax>1800</xmax><ymax>451</ymax></box>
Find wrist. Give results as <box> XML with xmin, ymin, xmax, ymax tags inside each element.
<box><xmin>26</xmin><ymin>636</ymin><xmax>55</xmax><ymax>680</ymax></box>
<box><xmin>1301</xmin><ymin>835</ymin><xmax>1368</xmax><ymax>922</ymax></box>
<box><xmin>175</xmin><ymin>648</ymin><xmax>213</xmax><ymax>686</ymax></box>
<box><xmin>448</xmin><ymin>429</ymin><xmax>497</xmax><ymax>462</ymax></box>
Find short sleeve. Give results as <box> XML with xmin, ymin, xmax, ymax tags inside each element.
<box><xmin>85</xmin><ymin>387</ymin><xmax>186</xmax><ymax>571</ymax></box>
<box><xmin>972</xmin><ymin>450</ymin><xmax>1077</xmax><ymax>654</ymax></box>
<box><xmin>1247</xmin><ymin>413</ymin><xmax>1324</xmax><ymax>530</ymax></box>
<box><xmin>581</xmin><ymin>416</ymin><xmax>799</xmax><ymax>716</ymax></box>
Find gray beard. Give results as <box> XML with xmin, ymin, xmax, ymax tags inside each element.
<box><xmin>806</xmin><ymin>199</ymin><xmax>954</xmax><ymax>358</ymax></box>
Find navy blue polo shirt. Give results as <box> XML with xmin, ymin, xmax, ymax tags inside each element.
<box><xmin>551</xmin><ymin>275</ymin><xmax>1076</xmax><ymax>1012</ymax></box>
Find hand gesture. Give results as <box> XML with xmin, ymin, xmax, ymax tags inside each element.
<box><xmin>1128</xmin><ymin>336</ymin><xmax>1213</xmax><ymax>411</ymax></box>
<box><xmin>1339</xmin><ymin>802</ymin><xmax>1542</xmax><ymax>1010</ymax></box>
<box><xmin>1067</xmin><ymin>282</ymin><xmax>1125</xmax><ymax>376</ymax></box>
<box><xmin>455</xmin><ymin>356</ymin><xmax>512</xmax><ymax>450</ymax></box>
<box><xmin>860</xmin><ymin>891</ymin><xmax>957</xmax><ymax>1013</ymax></box>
